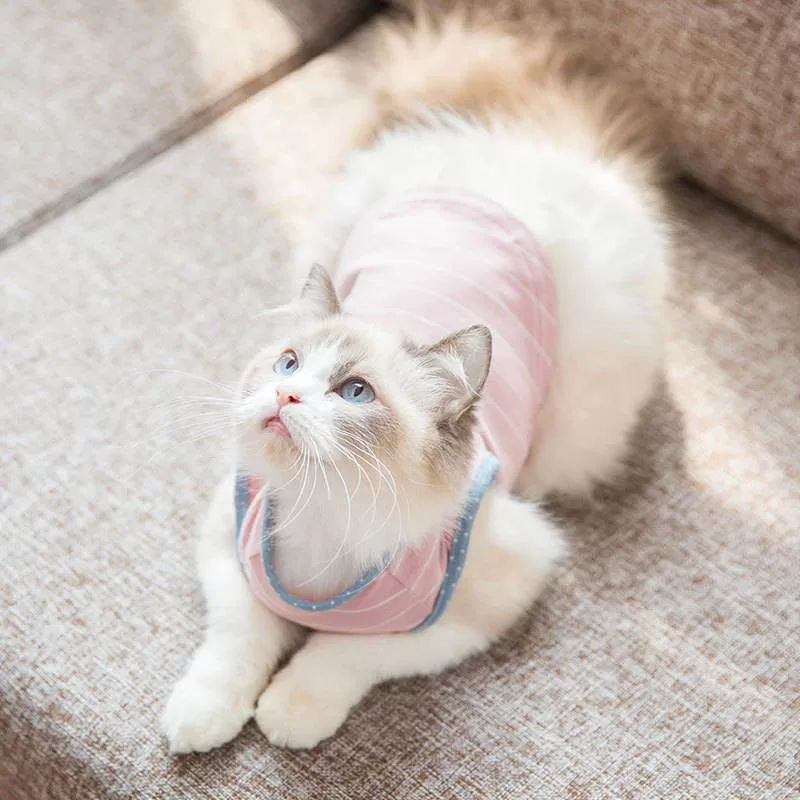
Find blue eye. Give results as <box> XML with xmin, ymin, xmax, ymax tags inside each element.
<box><xmin>338</xmin><ymin>378</ymin><xmax>375</xmax><ymax>404</ymax></box>
<box><xmin>274</xmin><ymin>350</ymin><xmax>299</xmax><ymax>375</ymax></box>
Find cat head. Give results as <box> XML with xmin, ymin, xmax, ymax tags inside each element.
<box><xmin>235</xmin><ymin>265</ymin><xmax>492</xmax><ymax>530</ymax></box>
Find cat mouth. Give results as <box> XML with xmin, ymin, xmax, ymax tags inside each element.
<box><xmin>261</xmin><ymin>415</ymin><xmax>292</xmax><ymax>441</ymax></box>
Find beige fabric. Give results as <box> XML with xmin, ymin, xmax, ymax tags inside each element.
<box><xmin>2</xmin><ymin>12</ymin><xmax>799</xmax><ymax>800</ymax></box>
<box><xmin>403</xmin><ymin>0</ymin><xmax>800</xmax><ymax>243</ymax></box>
<box><xmin>0</xmin><ymin>0</ymin><xmax>374</xmax><ymax>238</ymax></box>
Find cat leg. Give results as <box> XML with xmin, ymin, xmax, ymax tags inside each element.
<box><xmin>255</xmin><ymin>492</ymin><xmax>564</xmax><ymax>749</ymax></box>
<box><xmin>161</xmin><ymin>475</ymin><xmax>301</xmax><ymax>754</ymax></box>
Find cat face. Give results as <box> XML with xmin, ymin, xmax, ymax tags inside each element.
<box><xmin>235</xmin><ymin>266</ymin><xmax>492</xmax><ymax>505</ymax></box>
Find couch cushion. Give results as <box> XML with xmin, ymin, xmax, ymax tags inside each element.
<box><xmin>0</xmin><ymin>0</ymin><xmax>374</xmax><ymax>241</ymax></box>
<box><xmin>2</xmin><ymin>18</ymin><xmax>799</xmax><ymax>800</ymax></box>
<box><xmin>399</xmin><ymin>0</ymin><xmax>800</xmax><ymax>242</ymax></box>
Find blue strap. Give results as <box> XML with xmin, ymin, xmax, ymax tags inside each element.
<box><xmin>259</xmin><ymin>491</ymin><xmax>388</xmax><ymax>612</ymax></box>
<box><xmin>234</xmin><ymin>473</ymin><xmax>250</xmax><ymax>549</ymax></box>
<box><xmin>234</xmin><ymin>451</ymin><xmax>499</xmax><ymax>623</ymax></box>
<box><xmin>413</xmin><ymin>451</ymin><xmax>499</xmax><ymax>630</ymax></box>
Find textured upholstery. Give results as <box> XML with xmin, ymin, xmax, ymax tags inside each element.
<box><xmin>2</xmin><ymin>4</ymin><xmax>798</xmax><ymax>799</ymax></box>
<box><xmin>402</xmin><ymin>0</ymin><xmax>800</xmax><ymax>242</ymax></box>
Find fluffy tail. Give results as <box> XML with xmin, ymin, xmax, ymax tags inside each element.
<box><xmin>365</xmin><ymin>6</ymin><xmax>668</xmax><ymax>187</ymax></box>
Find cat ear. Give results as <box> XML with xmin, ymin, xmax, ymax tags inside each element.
<box><xmin>424</xmin><ymin>324</ymin><xmax>492</xmax><ymax>417</ymax></box>
<box><xmin>299</xmin><ymin>264</ymin><xmax>340</xmax><ymax>317</ymax></box>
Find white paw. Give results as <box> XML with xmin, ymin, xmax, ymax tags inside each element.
<box><xmin>161</xmin><ymin>676</ymin><xmax>254</xmax><ymax>754</ymax></box>
<box><xmin>254</xmin><ymin>673</ymin><xmax>351</xmax><ymax>750</ymax></box>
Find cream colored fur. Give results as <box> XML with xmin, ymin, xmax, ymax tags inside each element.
<box><xmin>162</xmin><ymin>13</ymin><xmax>669</xmax><ymax>751</ymax></box>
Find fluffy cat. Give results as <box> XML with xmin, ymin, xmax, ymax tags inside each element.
<box><xmin>162</xmin><ymin>11</ymin><xmax>669</xmax><ymax>752</ymax></box>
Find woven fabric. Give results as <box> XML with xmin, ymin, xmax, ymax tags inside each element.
<box><xmin>2</xmin><ymin>10</ymin><xmax>799</xmax><ymax>800</ymax></box>
<box><xmin>3</xmin><ymin>169</ymin><xmax>798</xmax><ymax>800</ymax></box>
<box><xmin>405</xmin><ymin>0</ymin><xmax>800</xmax><ymax>243</ymax></box>
<box><xmin>235</xmin><ymin>454</ymin><xmax>498</xmax><ymax>634</ymax></box>
<box><xmin>0</xmin><ymin>0</ymin><xmax>300</xmax><ymax>234</ymax></box>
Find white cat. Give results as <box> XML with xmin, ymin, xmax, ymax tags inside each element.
<box><xmin>162</xmin><ymin>12</ymin><xmax>669</xmax><ymax>751</ymax></box>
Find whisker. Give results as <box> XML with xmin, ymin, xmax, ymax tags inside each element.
<box><xmin>120</xmin><ymin>368</ymin><xmax>237</xmax><ymax>396</ymax></box>
<box><xmin>330</xmin><ymin>434</ymin><xmax>381</xmax><ymax>528</ymax></box>
<box><xmin>271</xmin><ymin>451</ymin><xmax>315</xmax><ymax>534</ymax></box>
<box><xmin>336</xmin><ymin>431</ymin><xmax>410</xmax><ymax>565</ymax></box>
<box><xmin>337</xmin><ymin>430</ymin><xmax>402</xmax><ymax>531</ymax></box>
<box><xmin>291</xmin><ymin>434</ymin><xmax>358</xmax><ymax>590</ymax></box>
<box><xmin>308</xmin><ymin>439</ymin><xmax>331</xmax><ymax>500</ymax></box>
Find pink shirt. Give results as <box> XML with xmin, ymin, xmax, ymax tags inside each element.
<box><xmin>236</xmin><ymin>189</ymin><xmax>557</xmax><ymax>634</ymax></box>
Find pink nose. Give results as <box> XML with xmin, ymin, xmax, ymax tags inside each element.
<box><xmin>275</xmin><ymin>390</ymin><xmax>301</xmax><ymax>410</ymax></box>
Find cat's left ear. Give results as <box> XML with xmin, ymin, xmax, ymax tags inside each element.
<box><xmin>424</xmin><ymin>324</ymin><xmax>492</xmax><ymax>418</ymax></box>
<box><xmin>299</xmin><ymin>264</ymin><xmax>340</xmax><ymax>317</ymax></box>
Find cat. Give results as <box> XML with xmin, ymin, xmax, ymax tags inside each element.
<box><xmin>162</xmin><ymin>10</ymin><xmax>669</xmax><ymax>752</ymax></box>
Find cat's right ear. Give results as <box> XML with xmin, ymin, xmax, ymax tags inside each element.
<box><xmin>422</xmin><ymin>324</ymin><xmax>493</xmax><ymax>420</ymax></box>
<box><xmin>298</xmin><ymin>264</ymin><xmax>340</xmax><ymax>318</ymax></box>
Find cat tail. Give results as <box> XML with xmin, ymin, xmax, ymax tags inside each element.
<box><xmin>365</xmin><ymin>3</ymin><xmax>671</xmax><ymax>191</ymax></box>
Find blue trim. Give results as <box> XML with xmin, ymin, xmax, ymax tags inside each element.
<box><xmin>412</xmin><ymin>452</ymin><xmax>499</xmax><ymax>630</ymax></box>
<box><xmin>259</xmin><ymin>494</ymin><xmax>389</xmax><ymax>612</ymax></box>
<box><xmin>249</xmin><ymin>451</ymin><xmax>499</xmax><ymax>621</ymax></box>
<box><xmin>234</xmin><ymin>473</ymin><xmax>250</xmax><ymax>549</ymax></box>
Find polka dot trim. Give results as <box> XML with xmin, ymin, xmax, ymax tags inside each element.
<box><xmin>237</xmin><ymin>452</ymin><xmax>499</xmax><ymax>626</ymax></box>
<box><xmin>412</xmin><ymin>452</ymin><xmax>499</xmax><ymax>631</ymax></box>
<box><xmin>258</xmin><ymin>493</ymin><xmax>389</xmax><ymax>613</ymax></box>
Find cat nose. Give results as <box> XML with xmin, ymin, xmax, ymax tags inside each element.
<box><xmin>275</xmin><ymin>390</ymin><xmax>301</xmax><ymax>410</ymax></box>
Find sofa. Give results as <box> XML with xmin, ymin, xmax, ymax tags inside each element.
<box><xmin>2</xmin><ymin>1</ymin><xmax>798</xmax><ymax>797</ymax></box>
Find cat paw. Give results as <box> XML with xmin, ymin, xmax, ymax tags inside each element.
<box><xmin>161</xmin><ymin>677</ymin><xmax>254</xmax><ymax>754</ymax></box>
<box><xmin>254</xmin><ymin>674</ymin><xmax>350</xmax><ymax>749</ymax></box>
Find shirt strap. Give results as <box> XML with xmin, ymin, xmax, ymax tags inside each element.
<box><xmin>413</xmin><ymin>450</ymin><xmax>500</xmax><ymax>630</ymax></box>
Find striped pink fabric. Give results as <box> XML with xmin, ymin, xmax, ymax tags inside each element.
<box><xmin>237</xmin><ymin>477</ymin><xmax>460</xmax><ymax>634</ymax></box>
<box><xmin>336</xmin><ymin>188</ymin><xmax>558</xmax><ymax>490</ymax></box>
<box><xmin>237</xmin><ymin>189</ymin><xmax>557</xmax><ymax>634</ymax></box>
